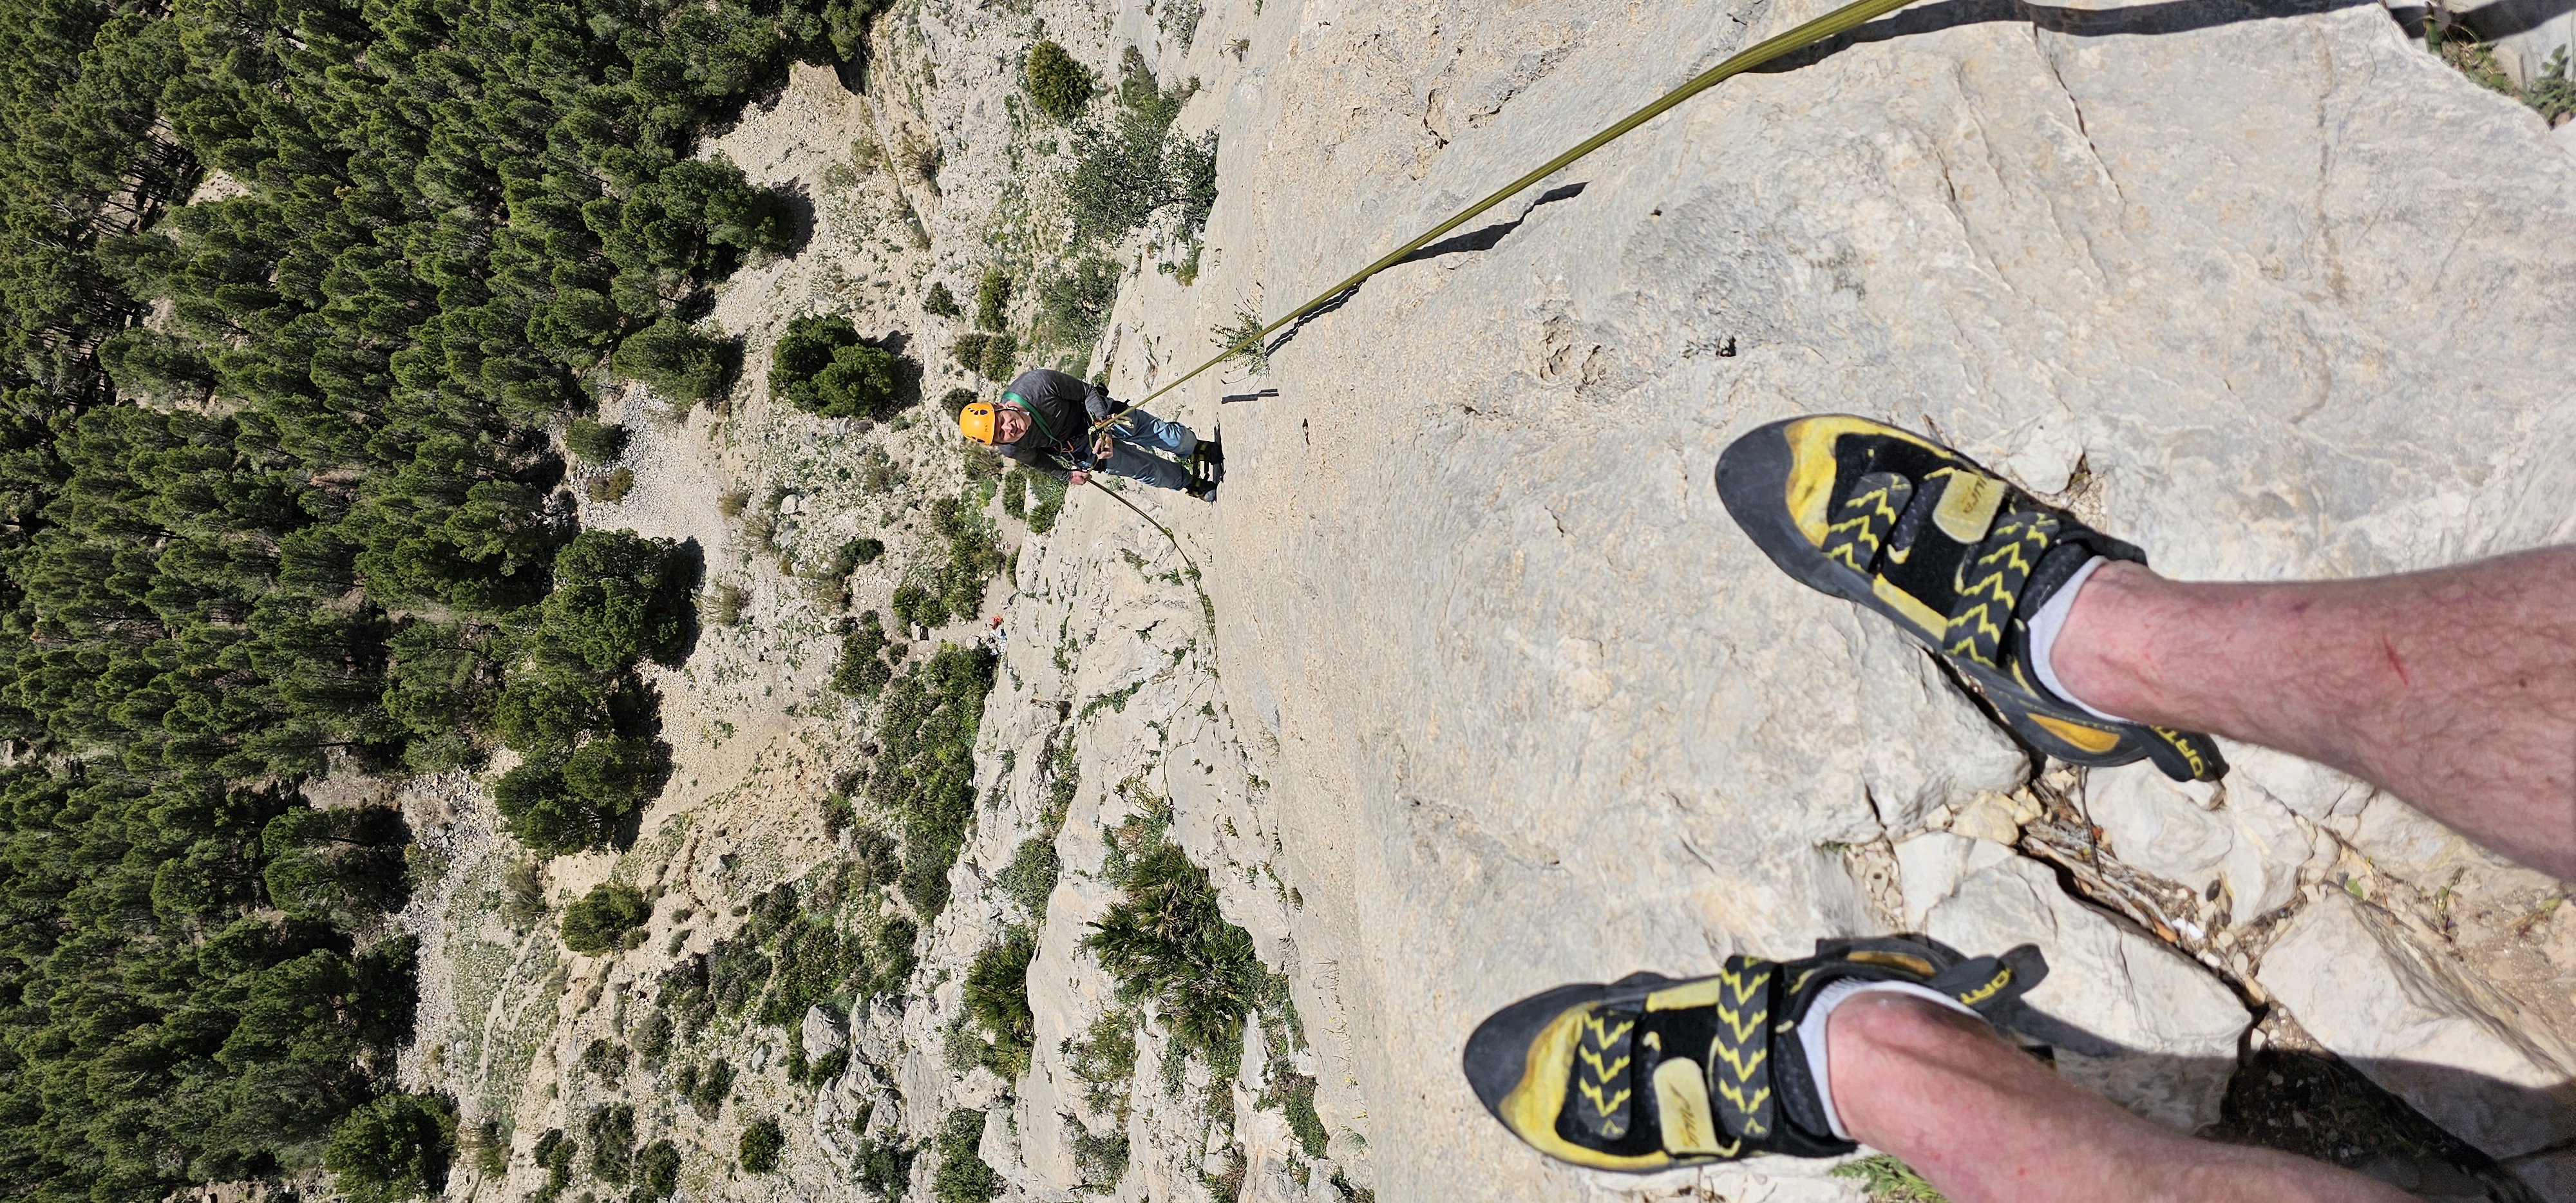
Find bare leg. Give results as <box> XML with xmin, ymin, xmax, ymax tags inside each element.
<box><xmin>2052</xmin><ymin>549</ymin><xmax>2576</xmax><ymax>878</ymax></box>
<box><xmin>1829</xmin><ymin>993</ymin><xmax>2408</xmax><ymax>1203</ymax></box>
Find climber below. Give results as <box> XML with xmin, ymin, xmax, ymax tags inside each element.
<box><xmin>958</xmin><ymin>366</ymin><xmax>1220</xmax><ymax>500</ymax></box>
<box><xmin>1464</xmin><ymin>413</ymin><xmax>2575</xmax><ymax>1202</ymax></box>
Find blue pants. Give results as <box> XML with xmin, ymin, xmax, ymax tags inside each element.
<box><xmin>1084</xmin><ymin>407</ymin><xmax>1198</xmax><ymax>491</ymax></box>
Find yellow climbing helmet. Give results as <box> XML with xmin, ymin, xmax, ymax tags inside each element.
<box><xmin>958</xmin><ymin>401</ymin><xmax>997</xmax><ymax>445</ymax></box>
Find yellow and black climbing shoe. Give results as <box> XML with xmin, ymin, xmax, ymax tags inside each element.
<box><xmin>1714</xmin><ymin>414</ymin><xmax>2226</xmax><ymax>782</ymax></box>
<box><xmin>1463</xmin><ymin>936</ymin><xmax>2050</xmax><ymax>1171</ymax></box>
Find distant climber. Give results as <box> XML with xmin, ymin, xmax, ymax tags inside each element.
<box><xmin>958</xmin><ymin>367</ymin><xmax>1221</xmax><ymax>500</ymax></box>
<box><xmin>1464</xmin><ymin>414</ymin><xmax>2576</xmax><ymax>1201</ymax></box>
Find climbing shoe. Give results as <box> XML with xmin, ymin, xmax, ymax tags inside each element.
<box><xmin>1191</xmin><ymin>438</ymin><xmax>1224</xmax><ymax>483</ymax></box>
<box><xmin>1714</xmin><ymin>414</ymin><xmax>2224</xmax><ymax>782</ymax></box>
<box><xmin>1183</xmin><ymin>478</ymin><xmax>1218</xmax><ymax>502</ymax></box>
<box><xmin>1464</xmin><ymin>936</ymin><xmax>2049</xmax><ymax>1171</ymax></box>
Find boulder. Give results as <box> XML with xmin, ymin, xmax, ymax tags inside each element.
<box><xmin>2258</xmin><ymin>890</ymin><xmax>2576</xmax><ymax>1161</ymax></box>
<box><xmin>1927</xmin><ymin>858</ymin><xmax>2249</xmax><ymax>1131</ymax></box>
<box><xmin>802</xmin><ymin>1003</ymin><xmax>847</xmax><ymax>1062</ymax></box>
<box><xmin>2084</xmin><ymin>763</ymin><xmax>2234</xmax><ymax>893</ymax></box>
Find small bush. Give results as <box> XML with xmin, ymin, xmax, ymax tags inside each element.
<box><xmin>585</xmin><ymin>467</ymin><xmax>636</xmax><ymax>503</ymax></box>
<box><xmin>719</xmin><ymin>489</ymin><xmax>750</xmax><ymax>517</ymax></box>
<box><xmin>739</xmin><ymin>1118</ymin><xmax>784</xmax><ymax>1173</ymax></box>
<box><xmin>1037</xmin><ymin>256</ymin><xmax>1119</xmax><ymax>354</ymax></box>
<box><xmin>566</xmin><ymin>418</ymin><xmax>630</xmax><ymax>464</ymax></box>
<box><xmin>951</xmin><ymin>333</ymin><xmax>991</xmax><ymax>375</ymax></box>
<box><xmin>586</xmin><ymin>1103</ymin><xmax>636</xmax><ymax>1184</ymax></box>
<box><xmin>502</xmin><ymin>857</ymin><xmax>548</xmax><ymax>929</ymax></box>
<box><xmin>635</xmin><ymin>1139</ymin><xmax>682</xmax><ymax>1201</ymax></box>
<box><xmin>562</xmin><ymin>883</ymin><xmax>651</xmax><ymax>954</ymax></box>
<box><xmin>873</xmin><ymin>915</ymin><xmax>920</xmax><ymax>996</ymax></box>
<box><xmin>997</xmin><ymin>835</ymin><xmax>1059</xmax><ymax>922</ymax></box>
<box><xmin>963</xmin><ymin>930</ymin><xmax>1037</xmax><ymax>1076</ymax></box>
<box><xmin>323</xmin><ymin>1092</ymin><xmax>456</xmax><ymax>1203</ymax></box>
<box><xmin>851</xmin><ymin>536</ymin><xmax>886</xmax><ymax>565</ymax></box>
<box><xmin>529</xmin><ymin>1128</ymin><xmax>576</xmax><ymax>1203</ymax></box>
<box><xmin>1024</xmin><ymin>40</ymin><xmax>1095</xmax><ymax>122</ymax></box>
<box><xmin>869</xmin><ymin>645</ymin><xmax>998</xmax><ymax>919</ymax></box>
<box><xmin>933</xmin><ymin>1110</ymin><xmax>999</xmax><ymax>1203</ymax></box>
<box><xmin>677</xmin><ymin>1059</ymin><xmax>734</xmax><ymax>1118</ymax></box>
<box><xmin>1026</xmin><ymin>473</ymin><xmax>1068</xmax><ymax>534</ymax></box>
<box><xmin>978</xmin><ymin>332</ymin><xmax>1017</xmax><ymax>381</ymax></box>
<box><xmin>1830</xmin><ymin>1155</ymin><xmax>1947</xmax><ymax>1201</ymax></box>
<box><xmin>634</xmin><ymin>1009</ymin><xmax>674</xmax><ymax>1064</ymax></box>
<box><xmin>833</xmin><ymin>611</ymin><xmax>895</xmax><ymax>698</ymax></box>
<box><xmin>925</xmin><ymin>281</ymin><xmax>962</xmax><ymax>317</ymax></box>
<box><xmin>614</xmin><ymin>317</ymin><xmax>737</xmax><ymax>408</ymax></box>
<box><xmin>1084</xmin><ymin>842</ymin><xmax>1263</xmax><ymax>1071</ymax></box>
<box><xmin>856</xmin><ymin>445</ymin><xmax>907</xmax><ymax>493</ymax></box>
<box><xmin>974</xmin><ymin>270</ymin><xmax>1011</xmax><ymax>331</ymax></box>
<box><xmin>808</xmin><ymin>1047</ymin><xmax>849</xmax><ymax>1085</ymax></box>
<box><xmin>579</xmin><ymin>1037</ymin><xmax>629</xmax><ymax>1082</ymax></box>
<box><xmin>1066</xmin><ymin>50</ymin><xmax>1216</xmax><ymax>247</ymax></box>
<box><xmin>706</xmin><ymin>582</ymin><xmax>746</xmax><ymax>627</ymax></box>
<box><xmin>771</xmin><ymin>314</ymin><xmax>907</xmax><ymax>419</ymax></box>
<box><xmin>941</xmin><ymin>386</ymin><xmax>979</xmax><ymax>418</ymax></box>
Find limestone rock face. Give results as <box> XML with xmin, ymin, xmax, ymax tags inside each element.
<box><xmin>2258</xmin><ymin>891</ymin><xmax>2576</xmax><ymax>1162</ymax></box>
<box><xmin>1926</xmin><ymin>858</ymin><xmax>2249</xmax><ymax>1132</ymax></box>
<box><xmin>1146</xmin><ymin>0</ymin><xmax>2576</xmax><ymax>1191</ymax></box>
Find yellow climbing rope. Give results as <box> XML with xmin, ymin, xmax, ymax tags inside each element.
<box><xmin>1077</xmin><ymin>0</ymin><xmax>1925</xmax><ymax>579</ymax></box>
<box><xmin>1114</xmin><ymin>0</ymin><xmax>1924</xmax><ymax>416</ymax></box>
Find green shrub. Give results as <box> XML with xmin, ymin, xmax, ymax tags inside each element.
<box><xmin>636</xmin><ymin>1139</ymin><xmax>683</xmax><ymax>1201</ymax></box>
<box><xmin>833</xmin><ymin>611</ymin><xmax>895</xmax><ymax>698</ymax></box>
<box><xmin>933</xmin><ymin>1110</ymin><xmax>1000</xmax><ymax>1203</ymax></box>
<box><xmin>563</xmin><ymin>735</ymin><xmax>666</xmax><ymax>817</ymax></box>
<box><xmin>1066</xmin><ymin>50</ymin><xmax>1215</xmax><ymax>246</ymax></box>
<box><xmin>963</xmin><ymin>931</ymin><xmax>1037</xmax><ymax>1076</ymax></box>
<box><xmin>855</xmin><ymin>1135</ymin><xmax>914</xmax><ymax>1198</ymax></box>
<box><xmin>873</xmin><ymin>916</ymin><xmax>920</xmax><ymax>996</ymax></box>
<box><xmin>869</xmin><ymin>645</ymin><xmax>998</xmax><ymax>918</ymax></box>
<box><xmin>974</xmin><ymin>269</ymin><xmax>1012</xmax><ymax>330</ymax></box>
<box><xmin>771</xmin><ymin>314</ymin><xmax>907</xmax><ymax>419</ymax></box>
<box><xmin>614</xmin><ymin>317</ymin><xmax>737</xmax><ymax>408</ymax></box>
<box><xmin>579</xmin><ymin>1037</ymin><xmax>629</xmax><ymax>1081</ymax></box>
<box><xmin>323</xmin><ymin>1092</ymin><xmax>456</xmax><ymax>1203</ymax></box>
<box><xmin>852</xmin><ymin>536</ymin><xmax>886</xmax><ymax>564</ymax></box>
<box><xmin>1084</xmin><ymin>842</ymin><xmax>1262</xmax><ymax>1071</ymax></box>
<box><xmin>1037</xmin><ymin>256</ymin><xmax>1119</xmax><ymax>354</ymax></box>
<box><xmin>1026</xmin><ymin>473</ymin><xmax>1068</xmax><ymax>534</ymax></box>
<box><xmin>541</xmin><ymin>528</ymin><xmax>695</xmax><ymax>671</ymax></box>
<box><xmin>997</xmin><ymin>835</ymin><xmax>1059</xmax><ymax>922</ymax></box>
<box><xmin>951</xmin><ymin>332</ymin><xmax>992</xmax><ymax>375</ymax></box>
<box><xmin>942</xmin><ymin>386</ymin><xmax>980</xmax><ymax>415</ymax></box>
<box><xmin>562</xmin><ymin>883</ymin><xmax>651</xmax><ymax>954</ymax></box>
<box><xmin>978</xmin><ymin>332</ymin><xmax>1017</xmax><ymax>381</ymax></box>
<box><xmin>1830</xmin><ymin>1155</ymin><xmax>1947</xmax><ymax>1201</ymax></box>
<box><xmin>925</xmin><ymin>281</ymin><xmax>962</xmax><ymax>317</ymax></box>
<box><xmin>530</xmin><ymin>1128</ymin><xmax>577</xmax><ymax>1203</ymax></box>
<box><xmin>566</xmin><ymin>418</ymin><xmax>630</xmax><ymax>463</ymax></box>
<box><xmin>1024</xmin><ymin>40</ymin><xmax>1095</xmax><ymax>122</ymax></box>
<box><xmin>495</xmin><ymin>762</ymin><xmax>608</xmax><ymax>856</ymax></box>
<box><xmin>634</xmin><ymin>1010</ymin><xmax>674</xmax><ymax>1064</ymax></box>
<box><xmin>739</xmin><ymin>1118</ymin><xmax>784</xmax><ymax>1173</ymax></box>
<box><xmin>676</xmin><ymin>1059</ymin><xmax>735</xmax><ymax>1119</ymax></box>
<box><xmin>586</xmin><ymin>466</ymin><xmax>636</xmax><ymax>502</ymax></box>
<box><xmin>586</xmin><ymin>1103</ymin><xmax>637</xmax><ymax>1183</ymax></box>
<box><xmin>808</xmin><ymin>1047</ymin><xmax>849</xmax><ymax>1085</ymax></box>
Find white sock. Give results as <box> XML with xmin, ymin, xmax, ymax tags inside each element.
<box><xmin>1797</xmin><ymin>980</ymin><xmax>1983</xmax><ymax>1141</ymax></box>
<box><xmin>2023</xmin><ymin>556</ymin><xmax>2128</xmax><ymax>722</ymax></box>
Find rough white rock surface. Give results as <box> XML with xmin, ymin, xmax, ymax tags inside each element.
<box><xmin>2258</xmin><ymin>890</ymin><xmax>2576</xmax><ymax>1162</ymax></box>
<box><xmin>1925</xmin><ymin>858</ymin><xmax>2250</xmax><ymax>1132</ymax></box>
<box><xmin>1135</xmin><ymin>0</ymin><xmax>2576</xmax><ymax>1191</ymax></box>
